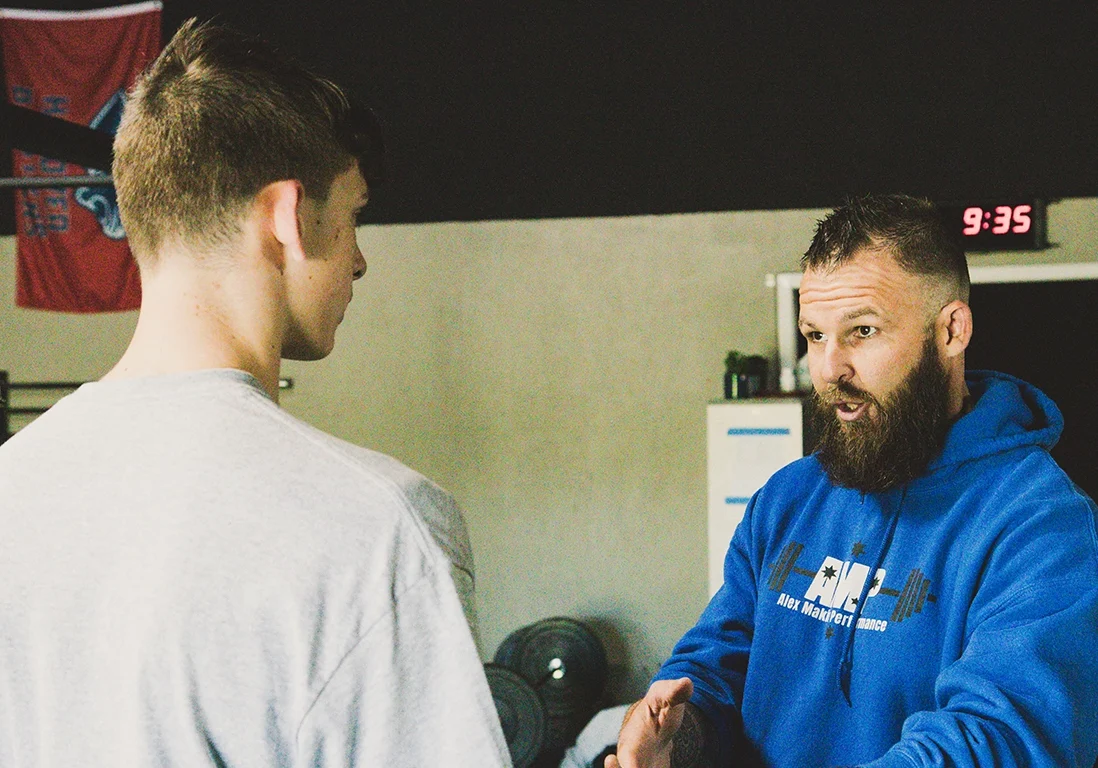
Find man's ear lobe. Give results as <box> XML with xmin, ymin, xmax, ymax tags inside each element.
<box><xmin>266</xmin><ymin>180</ymin><xmax>307</xmax><ymax>262</ymax></box>
<box><xmin>940</xmin><ymin>300</ymin><xmax>973</xmax><ymax>358</ymax></box>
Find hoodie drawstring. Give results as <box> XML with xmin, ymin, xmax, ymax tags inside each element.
<box><xmin>839</xmin><ymin>487</ymin><xmax>906</xmax><ymax>705</ymax></box>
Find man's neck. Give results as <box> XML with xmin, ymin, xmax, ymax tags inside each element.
<box><xmin>945</xmin><ymin>359</ymin><xmax>971</xmax><ymax>421</ymax></box>
<box><xmin>103</xmin><ymin>257</ymin><xmax>285</xmax><ymax>402</ymax></box>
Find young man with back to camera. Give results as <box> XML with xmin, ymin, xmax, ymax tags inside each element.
<box><xmin>609</xmin><ymin>194</ymin><xmax>1098</xmax><ymax>767</ymax></box>
<box><xmin>0</xmin><ymin>19</ymin><xmax>511</xmax><ymax>766</ymax></box>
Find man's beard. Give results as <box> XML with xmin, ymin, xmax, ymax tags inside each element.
<box><xmin>810</xmin><ymin>335</ymin><xmax>953</xmax><ymax>493</ymax></box>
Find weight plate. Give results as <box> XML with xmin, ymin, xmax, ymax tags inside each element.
<box><xmin>492</xmin><ymin>624</ymin><xmax>531</xmax><ymax>669</ymax></box>
<box><xmin>484</xmin><ymin>662</ymin><xmax>546</xmax><ymax>768</ymax></box>
<box><xmin>508</xmin><ymin>617</ymin><xmax>609</xmax><ymax>717</ymax></box>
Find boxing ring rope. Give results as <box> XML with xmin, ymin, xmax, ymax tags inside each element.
<box><xmin>0</xmin><ymin>373</ymin><xmax>82</xmax><ymax>444</ymax></box>
<box><xmin>0</xmin><ymin>175</ymin><xmax>113</xmax><ymax>189</ymax></box>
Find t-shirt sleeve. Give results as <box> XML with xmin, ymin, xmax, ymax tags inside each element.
<box><xmin>294</xmin><ymin>569</ymin><xmax>511</xmax><ymax>767</ymax></box>
<box><xmin>403</xmin><ymin>475</ymin><xmax>479</xmax><ymax>633</ymax></box>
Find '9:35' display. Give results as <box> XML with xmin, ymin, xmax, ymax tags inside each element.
<box><xmin>962</xmin><ymin>205</ymin><xmax>1031</xmax><ymax>236</ymax></box>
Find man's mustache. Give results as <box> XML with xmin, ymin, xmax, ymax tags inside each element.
<box><xmin>816</xmin><ymin>381</ymin><xmax>878</xmax><ymax>406</ymax></box>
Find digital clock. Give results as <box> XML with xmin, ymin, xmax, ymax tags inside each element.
<box><xmin>937</xmin><ymin>198</ymin><xmax>1048</xmax><ymax>252</ymax></box>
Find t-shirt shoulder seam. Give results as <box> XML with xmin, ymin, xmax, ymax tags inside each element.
<box><xmin>236</xmin><ymin>387</ymin><xmax>431</xmax><ymax>527</ymax></box>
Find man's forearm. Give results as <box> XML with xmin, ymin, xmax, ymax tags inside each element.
<box><xmin>670</xmin><ymin>702</ymin><xmax>718</xmax><ymax>768</ymax></box>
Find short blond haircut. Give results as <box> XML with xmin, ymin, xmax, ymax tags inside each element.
<box><xmin>113</xmin><ymin>19</ymin><xmax>384</xmax><ymax>263</ymax></box>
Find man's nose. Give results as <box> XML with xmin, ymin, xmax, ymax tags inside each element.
<box><xmin>352</xmin><ymin>246</ymin><xmax>367</xmax><ymax>280</ymax></box>
<box><xmin>817</xmin><ymin>339</ymin><xmax>854</xmax><ymax>384</ymax></box>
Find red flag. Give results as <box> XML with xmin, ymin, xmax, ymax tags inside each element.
<box><xmin>0</xmin><ymin>2</ymin><xmax>161</xmax><ymax>312</ymax></box>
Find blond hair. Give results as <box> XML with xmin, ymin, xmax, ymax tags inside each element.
<box><xmin>113</xmin><ymin>19</ymin><xmax>383</xmax><ymax>262</ymax></box>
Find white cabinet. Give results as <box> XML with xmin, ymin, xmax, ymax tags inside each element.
<box><xmin>707</xmin><ymin>399</ymin><xmax>804</xmax><ymax>596</ymax></box>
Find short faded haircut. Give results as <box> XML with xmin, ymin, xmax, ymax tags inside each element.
<box><xmin>802</xmin><ymin>194</ymin><xmax>970</xmax><ymax>304</ymax></box>
<box><xmin>113</xmin><ymin>18</ymin><xmax>384</xmax><ymax>263</ymax></box>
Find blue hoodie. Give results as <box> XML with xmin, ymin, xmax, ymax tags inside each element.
<box><xmin>655</xmin><ymin>371</ymin><xmax>1098</xmax><ymax>767</ymax></box>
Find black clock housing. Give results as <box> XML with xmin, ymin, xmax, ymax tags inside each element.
<box><xmin>937</xmin><ymin>198</ymin><xmax>1048</xmax><ymax>252</ymax></box>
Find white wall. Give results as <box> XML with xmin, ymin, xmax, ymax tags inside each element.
<box><xmin>3</xmin><ymin>198</ymin><xmax>1096</xmax><ymax>703</ymax></box>
<box><xmin>0</xmin><ymin>239</ymin><xmax>137</xmax><ymax>424</ymax></box>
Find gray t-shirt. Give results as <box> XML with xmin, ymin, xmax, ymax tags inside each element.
<box><xmin>0</xmin><ymin>369</ymin><xmax>510</xmax><ymax>766</ymax></box>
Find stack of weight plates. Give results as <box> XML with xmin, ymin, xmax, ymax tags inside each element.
<box><xmin>484</xmin><ymin>663</ymin><xmax>546</xmax><ymax>768</ymax></box>
<box><xmin>492</xmin><ymin>616</ymin><xmax>610</xmax><ymax>762</ymax></box>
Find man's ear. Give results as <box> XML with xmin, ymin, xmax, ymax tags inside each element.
<box><xmin>938</xmin><ymin>299</ymin><xmax>973</xmax><ymax>359</ymax></box>
<box><xmin>258</xmin><ymin>180</ymin><xmax>307</xmax><ymax>269</ymax></box>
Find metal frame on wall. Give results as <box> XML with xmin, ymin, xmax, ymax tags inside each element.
<box><xmin>0</xmin><ymin>370</ymin><xmax>83</xmax><ymax>444</ymax></box>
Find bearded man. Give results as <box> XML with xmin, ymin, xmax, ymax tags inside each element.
<box><xmin>610</xmin><ymin>195</ymin><xmax>1098</xmax><ymax>768</ymax></box>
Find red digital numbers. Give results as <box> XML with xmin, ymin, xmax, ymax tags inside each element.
<box><xmin>962</xmin><ymin>207</ymin><xmax>982</xmax><ymax>235</ymax></box>
<box><xmin>961</xmin><ymin>204</ymin><xmax>1033</xmax><ymax>236</ymax></box>
<box><xmin>1012</xmin><ymin>204</ymin><xmax>1032</xmax><ymax>233</ymax></box>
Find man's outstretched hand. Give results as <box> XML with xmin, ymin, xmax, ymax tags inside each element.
<box><xmin>606</xmin><ymin>677</ymin><xmax>694</xmax><ymax>768</ymax></box>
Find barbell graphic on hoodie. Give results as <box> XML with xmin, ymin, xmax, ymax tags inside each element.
<box><xmin>767</xmin><ymin>541</ymin><xmax>936</xmax><ymax>623</ymax></box>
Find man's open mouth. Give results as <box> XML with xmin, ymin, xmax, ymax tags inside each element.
<box><xmin>835</xmin><ymin>401</ymin><xmax>868</xmax><ymax>421</ymax></box>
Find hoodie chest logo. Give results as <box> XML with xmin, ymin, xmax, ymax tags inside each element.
<box><xmin>767</xmin><ymin>541</ymin><xmax>937</xmax><ymax>635</ymax></box>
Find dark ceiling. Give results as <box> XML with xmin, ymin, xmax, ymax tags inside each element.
<box><xmin>3</xmin><ymin>3</ymin><xmax>1098</xmax><ymax>231</ymax></box>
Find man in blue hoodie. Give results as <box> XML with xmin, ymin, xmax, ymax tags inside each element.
<box><xmin>610</xmin><ymin>195</ymin><xmax>1098</xmax><ymax>768</ymax></box>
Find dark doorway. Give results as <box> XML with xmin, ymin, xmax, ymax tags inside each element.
<box><xmin>966</xmin><ymin>279</ymin><xmax>1097</xmax><ymax>500</ymax></box>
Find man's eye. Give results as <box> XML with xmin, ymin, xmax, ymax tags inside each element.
<box><xmin>804</xmin><ymin>331</ymin><xmax>824</xmax><ymax>343</ymax></box>
<box><xmin>855</xmin><ymin>326</ymin><xmax>876</xmax><ymax>338</ymax></box>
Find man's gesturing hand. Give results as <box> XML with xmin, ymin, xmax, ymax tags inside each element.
<box><xmin>606</xmin><ymin>677</ymin><xmax>694</xmax><ymax>768</ymax></box>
